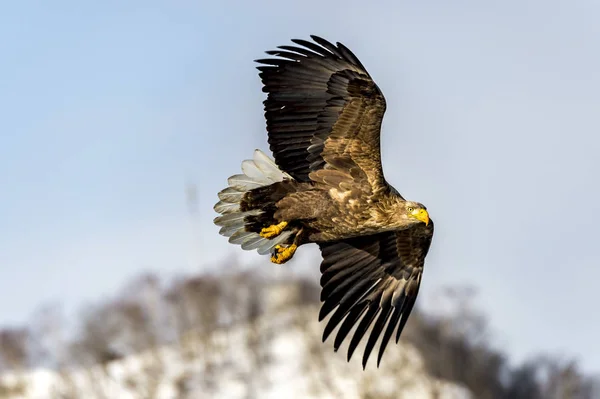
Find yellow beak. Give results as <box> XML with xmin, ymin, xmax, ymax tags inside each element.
<box><xmin>411</xmin><ymin>208</ymin><xmax>429</xmax><ymax>226</ymax></box>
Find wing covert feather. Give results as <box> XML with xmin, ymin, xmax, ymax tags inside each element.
<box><xmin>317</xmin><ymin>220</ymin><xmax>434</xmax><ymax>368</ymax></box>
<box><xmin>256</xmin><ymin>35</ymin><xmax>390</xmax><ymax>195</ymax></box>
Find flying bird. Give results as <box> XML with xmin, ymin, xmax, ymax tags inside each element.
<box><xmin>214</xmin><ymin>35</ymin><xmax>434</xmax><ymax>368</ymax></box>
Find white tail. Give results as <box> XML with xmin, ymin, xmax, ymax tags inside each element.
<box><xmin>213</xmin><ymin>149</ymin><xmax>294</xmax><ymax>255</ymax></box>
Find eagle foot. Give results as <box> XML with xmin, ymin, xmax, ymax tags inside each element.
<box><xmin>260</xmin><ymin>221</ymin><xmax>288</xmax><ymax>239</ymax></box>
<box><xmin>270</xmin><ymin>244</ymin><xmax>297</xmax><ymax>264</ymax></box>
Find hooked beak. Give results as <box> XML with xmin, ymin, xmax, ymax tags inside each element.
<box><xmin>411</xmin><ymin>208</ymin><xmax>429</xmax><ymax>226</ymax></box>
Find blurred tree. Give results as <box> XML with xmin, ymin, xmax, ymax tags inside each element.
<box><xmin>2</xmin><ymin>265</ymin><xmax>598</xmax><ymax>399</ymax></box>
<box><xmin>0</xmin><ymin>327</ymin><xmax>30</xmax><ymax>371</ymax></box>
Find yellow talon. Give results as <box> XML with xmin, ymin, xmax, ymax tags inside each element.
<box><xmin>260</xmin><ymin>221</ymin><xmax>288</xmax><ymax>239</ymax></box>
<box><xmin>270</xmin><ymin>244</ymin><xmax>298</xmax><ymax>264</ymax></box>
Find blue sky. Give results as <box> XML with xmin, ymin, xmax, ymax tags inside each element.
<box><xmin>1</xmin><ymin>0</ymin><xmax>599</xmax><ymax>371</ymax></box>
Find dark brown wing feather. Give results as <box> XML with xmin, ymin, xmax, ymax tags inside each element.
<box><xmin>317</xmin><ymin>220</ymin><xmax>434</xmax><ymax>368</ymax></box>
<box><xmin>256</xmin><ymin>35</ymin><xmax>390</xmax><ymax>195</ymax></box>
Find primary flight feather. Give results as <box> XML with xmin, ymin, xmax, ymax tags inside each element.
<box><xmin>214</xmin><ymin>35</ymin><xmax>434</xmax><ymax>368</ymax></box>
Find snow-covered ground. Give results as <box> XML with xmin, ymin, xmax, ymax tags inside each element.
<box><xmin>0</xmin><ymin>284</ymin><xmax>472</xmax><ymax>399</ymax></box>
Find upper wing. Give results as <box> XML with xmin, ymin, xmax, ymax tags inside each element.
<box><xmin>317</xmin><ymin>220</ymin><xmax>434</xmax><ymax>368</ymax></box>
<box><xmin>256</xmin><ymin>35</ymin><xmax>390</xmax><ymax>195</ymax></box>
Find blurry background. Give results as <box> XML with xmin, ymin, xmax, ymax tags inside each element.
<box><xmin>1</xmin><ymin>0</ymin><xmax>599</xmax><ymax>397</ymax></box>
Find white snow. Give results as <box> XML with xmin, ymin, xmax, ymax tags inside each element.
<box><xmin>0</xmin><ymin>284</ymin><xmax>472</xmax><ymax>399</ymax></box>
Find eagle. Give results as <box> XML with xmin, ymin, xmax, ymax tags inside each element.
<box><xmin>214</xmin><ymin>35</ymin><xmax>434</xmax><ymax>368</ymax></box>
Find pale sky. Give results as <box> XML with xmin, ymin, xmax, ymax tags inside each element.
<box><xmin>1</xmin><ymin>0</ymin><xmax>599</xmax><ymax>372</ymax></box>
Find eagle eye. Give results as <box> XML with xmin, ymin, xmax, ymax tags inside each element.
<box><xmin>407</xmin><ymin>207</ymin><xmax>414</xmax><ymax>212</ymax></box>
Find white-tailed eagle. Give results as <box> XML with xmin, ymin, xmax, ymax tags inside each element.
<box><xmin>214</xmin><ymin>36</ymin><xmax>434</xmax><ymax>368</ymax></box>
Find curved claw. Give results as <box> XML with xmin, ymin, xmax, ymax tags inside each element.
<box><xmin>270</xmin><ymin>244</ymin><xmax>297</xmax><ymax>264</ymax></box>
<box><xmin>260</xmin><ymin>221</ymin><xmax>288</xmax><ymax>238</ymax></box>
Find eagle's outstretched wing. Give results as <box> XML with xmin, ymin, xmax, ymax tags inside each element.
<box><xmin>256</xmin><ymin>35</ymin><xmax>394</xmax><ymax>196</ymax></box>
<box><xmin>317</xmin><ymin>220</ymin><xmax>434</xmax><ymax>368</ymax></box>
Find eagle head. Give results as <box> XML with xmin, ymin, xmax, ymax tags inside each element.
<box><xmin>402</xmin><ymin>201</ymin><xmax>429</xmax><ymax>226</ymax></box>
